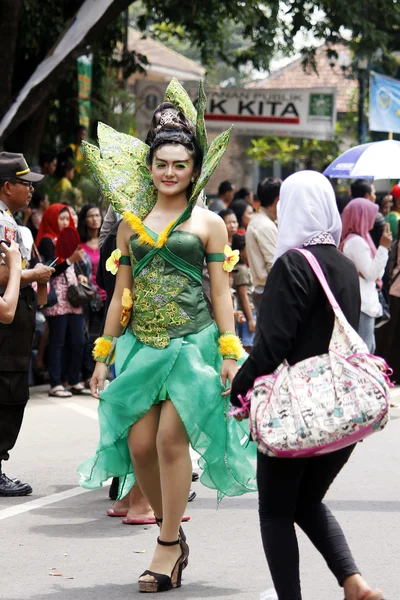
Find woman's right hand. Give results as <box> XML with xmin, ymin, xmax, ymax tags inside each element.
<box><xmin>68</xmin><ymin>247</ymin><xmax>86</xmax><ymax>264</ymax></box>
<box><xmin>90</xmin><ymin>362</ymin><xmax>108</xmax><ymax>399</ymax></box>
<box><xmin>1</xmin><ymin>240</ymin><xmax>22</xmax><ymax>270</ymax></box>
<box><xmin>380</xmin><ymin>223</ymin><xmax>392</xmax><ymax>249</ymax></box>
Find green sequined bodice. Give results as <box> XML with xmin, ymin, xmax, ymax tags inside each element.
<box><xmin>129</xmin><ymin>229</ymin><xmax>212</xmax><ymax>349</ymax></box>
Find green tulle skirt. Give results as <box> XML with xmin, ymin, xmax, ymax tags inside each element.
<box><xmin>78</xmin><ymin>322</ymin><xmax>257</xmax><ymax>500</ymax></box>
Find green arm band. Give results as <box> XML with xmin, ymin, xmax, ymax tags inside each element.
<box><xmin>206</xmin><ymin>252</ymin><xmax>225</xmax><ymax>263</ymax></box>
<box><xmin>119</xmin><ymin>255</ymin><xmax>130</xmax><ymax>266</ymax></box>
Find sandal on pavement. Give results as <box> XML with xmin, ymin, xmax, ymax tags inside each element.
<box><xmin>49</xmin><ymin>386</ymin><xmax>72</xmax><ymax>398</ymax></box>
<box><xmin>68</xmin><ymin>383</ymin><xmax>91</xmax><ymax>395</ymax></box>
<box><xmin>155</xmin><ymin>517</ymin><xmax>189</xmax><ymax>567</ymax></box>
<box><xmin>138</xmin><ymin>537</ymin><xmax>189</xmax><ymax>593</ymax></box>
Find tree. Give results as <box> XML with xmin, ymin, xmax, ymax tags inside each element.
<box><xmin>247</xmin><ymin>128</ymin><xmax>342</xmax><ymax>173</ymax></box>
<box><xmin>1</xmin><ymin>0</ymin><xmax>136</xmax><ymax>157</ymax></box>
<box><xmin>1</xmin><ymin>0</ymin><xmax>400</xmax><ymax>158</ymax></box>
<box><xmin>138</xmin><ymin>0</ymin><xmax>400</xmax><ymax>71</ymax></box>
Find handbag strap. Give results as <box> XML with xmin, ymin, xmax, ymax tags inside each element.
<box><xmin>295</xmin><ymin>249</ymin><xmax>342</xmax><ymax>317</ymax></box>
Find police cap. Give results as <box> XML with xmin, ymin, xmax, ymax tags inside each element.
<box><xmin>0</xmin><ymin>152</ymin><xmax>44</xmax><ymax>183</ymax></box>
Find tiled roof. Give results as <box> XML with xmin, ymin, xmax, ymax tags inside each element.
<box><xmin>128</xmin><ymin>29</ymin><xmax>205</xmax><ymax>81</ymax></box>
<box><xmin>247</xmin><ymin>44</ymin><xmax>357</xmax><ymax>113</ymax></box>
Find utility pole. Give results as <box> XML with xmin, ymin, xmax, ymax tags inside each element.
<box><xmin>357</xmin><ymin>57</ymin><xmax>369</xmax><ymax>145</ymax></box>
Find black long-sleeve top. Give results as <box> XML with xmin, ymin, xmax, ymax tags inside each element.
<box><xmin>231</xmin><ymin>245</ymin><xmax>361</xmax><ymax>406</ymax></box>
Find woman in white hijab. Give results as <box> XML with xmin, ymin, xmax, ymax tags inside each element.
<box><xmin>231</xmin><ymin>171</ymin><xmax>384</xmax><ymax>600</ymax></box>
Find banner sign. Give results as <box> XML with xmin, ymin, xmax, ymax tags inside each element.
<box><xmin>136</xmin><ymin>81</ymin><xmax>337</xmax><ymax>140</ymax></box>
<box><xmin>77</xmin><ymin>54</ymin><xmax>92</xmax><ymax>128</ymax></box>
<box><xmin>369</xmin><ymin>71</ymin><xmax>400</xmax><ymax>134</ymax></box>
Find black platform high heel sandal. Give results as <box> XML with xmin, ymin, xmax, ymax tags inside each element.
<box><xmin>138</xmin><ymin>537</ymin><xmax>189</xmax><ymax>593</ymax></box>
<box><xmin>155</xmin><ymin>517</ymin><xmax>188</xmax><ymax>568</ymax></box>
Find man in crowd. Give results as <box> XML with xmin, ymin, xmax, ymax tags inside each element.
<box><xmin>38</xmin><ymin>152</ymin><xmax>57</xmax><ymax>177</ymax></box>
<box><xmin>0</xmin><ymin>152</ymin><xmax>54</xmax><ymax>496</ymax></box>
<box><xmin>208</xmin><ymin>180</ymin><xmax>234</xmax><ymax>213</ymax></box>
<box><xmin>246</xmin><ymin>177</ymin><xmax>281</xmax><ymax>314</ymax></box>
<box><xmin>32</xmin><ymin>152</ymin><xmax>57</xmax><ymax>200</ymax></box>
<box><xmin>351</xmin><ymin>179</ymin><xmax>385</xmax><ymax>248</ymax></box>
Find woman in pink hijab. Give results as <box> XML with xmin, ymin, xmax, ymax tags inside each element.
<box><xmin>340</xmin><ymin>197</ymin><xmax>392</xmax><ymax>352</ymax></box>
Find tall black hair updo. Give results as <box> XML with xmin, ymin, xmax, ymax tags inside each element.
<box><xmin>146</xmin><ymin>102</ymin><xmax>203</xmax><ymax>173</ymax></box>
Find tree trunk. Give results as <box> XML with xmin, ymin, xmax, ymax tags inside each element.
<box><xmin>0</xmin><ymin>0</ymin><xmax>23</xmax><ymax>118</ymax></box>
<box><xmin>1</xmin><ymin>0</ymin><xmax>135</xmax><ymax>141</ymax></box>
<box><xmin>3</xmin><ymin>101</ymin><xmax>50</xmax><ymax>163</ymax></box>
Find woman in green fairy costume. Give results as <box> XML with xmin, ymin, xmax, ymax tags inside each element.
<box><xmin>78</xmin><ymin>80</ymin><xmax>256</xmax><ymax>593</ymax></box>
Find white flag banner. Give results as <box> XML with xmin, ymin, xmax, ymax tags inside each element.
<box><xmin>0</xmin><ymin>0</ymin><xmax>115</xmax><ymax>138</ymax></box>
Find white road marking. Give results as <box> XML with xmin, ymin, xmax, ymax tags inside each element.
<box><xmin>48</xmin><ymin>398</ymin><xmax>99</xmax><ymax>420</ymax></box>
<box><xmin>0</xmin><ymin>486</ymin><xmax>91</xmax><ymax>521</ymax></box>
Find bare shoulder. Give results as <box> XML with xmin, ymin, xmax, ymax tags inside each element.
<box><xmin>118</xmin><ymin>219</ymin><xmax>131</xmax><ymax>237</ymax></box>
<box><xmin>117</xmin><ymin>219</ymin><xmax>132</xmax><ymax>250</ymax></box>
<box><xmin>192</xmin><ymin>206</ymin><xmax>225</xmax><ymax>231</ymax></box>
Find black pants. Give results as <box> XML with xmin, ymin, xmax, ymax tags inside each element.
<box><xmin>257</xmin><ymin>446</ymin><xmax>359</xmax><ymax>600</ymax></box>
<box><xmin>47</xmin><ymin>313</ymin><xmax>84</xmax><ymax>388</ymax></box>
<box><xmin>0</xmin><ymin>288</ymin><xmax>35</xmax><ymax>466</ymax></box>
<box><xmin>0</xmin><ymin>387</ymin><xmax>27</xmax><ymax>462</ymax></box>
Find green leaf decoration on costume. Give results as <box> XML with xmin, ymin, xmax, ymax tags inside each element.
<box><xmin>164</xmin><ymin>78</ymin><xmax>197</xmax><ymax>124</ymax></box>
<box><xmin>196</xmin><ymin>80</ymin><xmax>208</xmax><ymax>157</ymax></box>
<box><xmin>189</xmin><ymin>127</ymin><xmax>233</xmax><ymax>204</ymax></box>
<box><xmin>83</xmin><ymin>123</ymin><xmax>157</xmax><ymax>220</ymax></box>
<box><xmin>129</xmin><ymin>255</ymin><xmax>190</xmax><ymax>349</ymax></box>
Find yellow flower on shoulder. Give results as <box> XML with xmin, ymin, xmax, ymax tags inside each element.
<box><xmin>106</xmin><ymin>248</ymin><xmax>122</xmax><ymax>275</ymax></box>
<box><xmin>120</xmin><ymin>288</ymin><xmax>133</xmax><ymax>327</ymax></box>
<box><xmin>223</xmin><ymin>245</ymin><xmax>240</xmax><ymax>272</ymax></box>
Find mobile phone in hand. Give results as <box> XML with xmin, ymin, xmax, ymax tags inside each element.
<box><xmin>0</xmin><ymin>239</ymin><xmax>11</xmax><ymax>247</ymax></box>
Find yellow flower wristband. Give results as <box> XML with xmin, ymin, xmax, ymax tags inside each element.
<box><xmin>218</xmin><ymin>331</ymin><xmax>244</xmax><ymax>361</ymax></box>
<box><xmin>93</xmin><ymin>335</ymin><xmax>116</xmax><ymax>365</ymax></box>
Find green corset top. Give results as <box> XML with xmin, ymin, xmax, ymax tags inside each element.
<box><xmin>128</xmin><ymin>228</ymin><xmax>212</xmax><ymax>349</ymax></box>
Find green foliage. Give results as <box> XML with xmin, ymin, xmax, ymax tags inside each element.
<box><xmin>247</xmin><ymin>122</ymin><xmax>349</xmax><ymax>173</ymax></box>
<box><xmin>137</xmin><ymin>0</ymin><xmax>400</xmax><ymax>73</ymax></box>
<box><xmin>5</xmin><ymin>0</ymin><xmax>400</xmax><ymax>159</ymax></box>
<box><xmin>138</xmin><ymin>0</ymin><xmax>282</xmax><ymax>71</ymax></box>
<box><xmin>90</xmin><ymin>73</ymin><xmax>137</xmax><ymax>136</ymax></box>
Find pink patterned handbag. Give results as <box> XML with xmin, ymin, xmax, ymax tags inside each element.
<box><xmin>235</xmin><ymin>249</ymin><xmax>391</xmax><ymax>458</ymax></box>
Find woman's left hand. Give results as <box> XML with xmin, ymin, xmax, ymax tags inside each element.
<box><xmin>78</xmin><ymin>274</ymin><xmax>88</xmax><ymax>284</ymax></box>
<box><xmin>220</xmin><ymin>358</ymin><xmax>239</xmax><ymax>396</ymax></box>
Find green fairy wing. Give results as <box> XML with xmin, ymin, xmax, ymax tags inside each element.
<box><xmin>189</xmin><ymin>127</ymin><xmax>233</xmax><ymax>205</ymax></box>
<box><xmin>83</xmin><ymin>122</ymin><xmax>157</xmax><ymax>219</ymax></box>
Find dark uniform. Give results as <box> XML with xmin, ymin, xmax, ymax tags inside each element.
<box><xmin>0</xmin><ymin>201</ymin><xmax>36</xmax><ymax>472</ymax></box>
<box><xmin>0</xmin><ymin>152</ymin><xmax>45</xmax><ymax>496</ymax></box>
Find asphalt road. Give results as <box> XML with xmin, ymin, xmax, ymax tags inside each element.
<box><xmin>1</xmin><ymin>387</ymin><xmax>399</xmax><ymax>600</ymax></box>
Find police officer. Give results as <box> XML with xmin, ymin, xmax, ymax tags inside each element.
<box><xmin>0</xmin><ymin>152</ymin><xmax>54</xmax><ymax>496</ymax></box>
